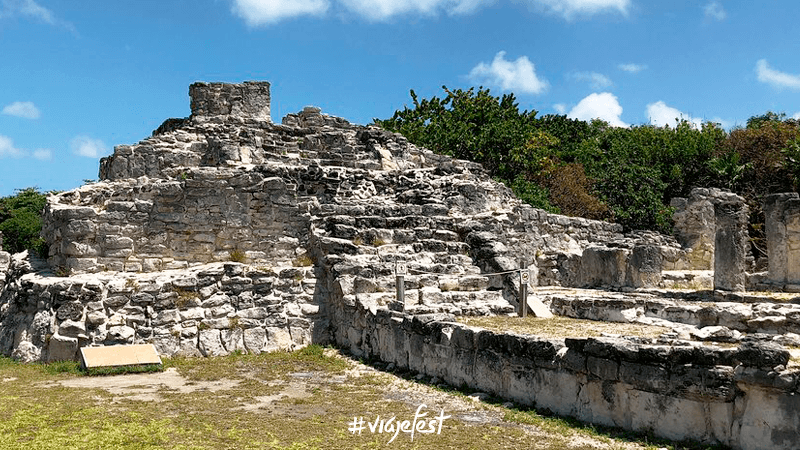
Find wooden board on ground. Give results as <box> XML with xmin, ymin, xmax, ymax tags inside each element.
<box><xmin>527</xmin><ymin>296</ymin><xmax>553</xmax><ymax>318</ymax></box>
<box><xmin>80</xmin><ymin>344</ymin><xmax>162</xmax><ymax>370</ymax></box>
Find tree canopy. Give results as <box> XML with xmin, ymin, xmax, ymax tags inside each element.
<box><xmin>378</xmin><ymin>86</ymin><xmax>800</xmax><ymax>246</ymax></box>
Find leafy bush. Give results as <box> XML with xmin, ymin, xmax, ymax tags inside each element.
<box><xmin>0</xmin><ymin>187</ymin><xmax>48</xmax><ymax>256</ymax></box>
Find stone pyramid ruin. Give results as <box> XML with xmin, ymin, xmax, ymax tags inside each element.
<box><xmin>1</xmin><ymin>82</ymin><xmax>799</xmax><ymax>449</ymax></box>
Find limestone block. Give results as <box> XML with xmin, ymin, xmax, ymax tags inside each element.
<box><xmin>625</xmin><ymin>245</ymin><xmax>663</xmax><ymax>288</ymax></box>
<box><xmin>221</xmin><ymin>328</ymin><xmax>245</xmax><ymax>353</ymax></box>
<box><xmin>86</xmin><ymin>311</ymin><xmax>107</xmax><ymax>326</ymax></box>
<box><xmin>152</xmin><ymin>334</ymin><xmax>181</xmax><ymax>357</ymax></box>
<box><xmin>179</xmin><ymin>307</ymin><xmax>206</xmax><ymax>321</ymax></box>
<box><xmin>58</xmin><ymin>319</ymin><xmax>87</xmax><ymax>338</ymax></box>
<box><xmin>264</xmin><ymin>326</ymin><xmax>293</xmax><ymax>351</ymax></box>
<box><xmin>785</xmin><ymin>198</ymin><xmax>800</xmax><ymax>284</ymax></box>
<box><xmin>47</xmin><ymin>334</ymin><xmax>79</xmax><ymax>362</ymax></box>
<box><xmin>198</xmin><ymin>329</ymin><xmax>227</xmax><ymax>356</ymax></box>
<box><xmin>714</xmin><ymin>199</ymin><xmax>749</xmax><ymax>291</ymax></box>
<box><xmin>62</xmin><ymin>241</ymin><xmax>100</xmax><ymax>257</ymax></box>
<box><xmin>243</xmin><ymin>327</ymin><xmax>266</xmax><ymax>353</ymax></box>
<box><xmin>105</xmin><ymin>325</ymin><xmax>136</xmax><ymax>344</ymax></box>
<box><xmin>764</xmin><ymin>193</ymin><xmax>798</xmax><ymax>284</ymax></box>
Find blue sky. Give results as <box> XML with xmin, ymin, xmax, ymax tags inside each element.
<box><xmin>1</xmin><ymin>0</ymin><xmax>800</xmax><ymax>196</ymax></box>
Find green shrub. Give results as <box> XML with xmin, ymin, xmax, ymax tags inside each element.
<box><xmin>228</xmin><ymin>249</ymin><xmax>246</xmax><ymax>263</ymax></box>
<box><xmin>0</xmin><ymin>187</ymin><xmax>48</xmax><ymax>256</ymax></box>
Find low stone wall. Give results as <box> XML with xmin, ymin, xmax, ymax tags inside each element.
<box><xmin>329</xmin><ymin>291</ymin><xmax>800</xmax><ymax>450</ymax></box>
<box><xmin>0</xmin><ymin>255</ymin><xmax>321</xmax><ymax>362</ymax></box>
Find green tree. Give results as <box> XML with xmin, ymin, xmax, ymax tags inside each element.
<box><xmin>0</xmin><ymin>187</ymin><xmax>48</xmax><ymax>256</ymax></box>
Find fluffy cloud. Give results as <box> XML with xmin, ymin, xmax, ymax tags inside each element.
<box><xmin>646</xmin><ymin>101</ymin><xmax>703</xmax><ymax>128</ymax></box>
<box><xmin>230</xmin><ymin>0</ymin><xmax>492</xmax><ymax>24</ymax></box>
<box><xmin>520</xmin><ymin>0</ymin><xmax>629</xmax><ymax>20</ymax></box>
<box><xmin>0</xmin><ymin>0</ymin><xmax>75</xmax><ymax>31</ymax></box>
<box><xmin>231</xmin><ymin>0</ymin><xmax>329</xmax><ymax>26</ymax></box>
<box><xmin>2</xmin><ymin>101</ymin><xmax>40</xmax><ymax>119</ymax></box>
<box><xmin>567</xmin><ymin>92</ymin><xmax>627</xmax><ymax>127</ymax></box>
<box><xmin>32</xmin><ymin>148</ymin><xmax>51</xmax><ymax>160</ymax></box>
<box><xmin>0</xmin><ymin>135</ymin><xmax>24</xmax><ymax>157</ymax></box>
<box><xmin>338</xmin><ymin>0</ymin><xmax>491</xmax><ymax>20</ymax></box>
<box><xmin>570</xmin><ymin>71</ymin><xmax>612</xmax><ymax>90</ymax></box>
<box><xmin>553</xmin><ymin>103</ymin><xmax>567</xmax><ymax>114</ymax></box>
<box><xmin>468</xmin><ymin>51</ymin><xmax>548</xmax><ymax>95</ymax></box>
<box><xmin>229</xmin><ymin>0</ymin><xmax>628</xmax><ymax>24</ymax></box>
<box><xmin>756</xmin><ymin>59</ymin><xmax>800</xmax><ymax>91</ymax></box>
<box><xmin>703</xmin><ymin>1</ymin><xmax>726</xmax><ymax>21</ymax></box>
<box><xmin>70</xmin><ymin>136</ymin><xmax>108</xmax><ymax>158</ymax></box>
<box><xmin>794</xmin><ymin>112</ymin><xmax>800</xmax><ymax>120</ymax></box>
<box><xmin>618</xmin><ymin>63</ymin><xmax>646</xmax><ymax>73</ymax></box>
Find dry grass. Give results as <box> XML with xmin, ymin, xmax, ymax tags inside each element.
<box><xmin>459</xmin><ymin>315</ymin><xmax>669</xmax><ymax>339</ymax></box>
<box><xmin>0</xmin><ymin>347</ymin><xmax>703</xmax><ymax>450</ymax></box>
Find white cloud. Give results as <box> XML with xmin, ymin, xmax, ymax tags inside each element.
<box><xmin>793</xmin><ymin>112</ymin><xmax>800</xmax><ymax>120</ymax></box>
<box><xmin>70</xmin><ymin>136</ymin><xmax>107</xmax><ymax>158</ymax></box>
<box><xmin>570</xmin><ymin>71</ymin><xmax>612</xmax><ymax>90</ymax></box>
<box><xmin>519</xmin><ymin>0</ymin><xmax>629</xmax><ymax>20</ymax></box>
<box><xmin>703</xmin><ymin>1</ymin><xmax>726</xmax><ymax>21</ymax></box>
<box><xmin>338</xmin><ymin>0</ymin><xmax>491</xmax><ymax>20</ymax></box>
<box><xmin>553</xmin><ymin>103</ymin><xmax>567</xmax><ymax>114</ymax></box>
<box><xmin>32</xmin><ymin>148</ymin><xmax>51</xmax><ymax>160</ymax></box>
<box><xmin>2</xmin><ymin>101</ymin><xmax>40</xmax><ymax>119</ymax></box>
<box><xmin>468</xmin><ymin>51</ymin><xmax>548</xmax><ymax>95</ymax></box>
<box><xmin>646</xmin><ymin>101</ymin><xmax>703</xmax><ymax>128</ymax></box>
<box><xmin>618</xmin><ymin>63</ymin><xmax>646</xmax><ymax>73</ymax></box>
<box><xmin>0</xmin><ymin>135</ymin><xmax>24</xmax><ymax>158</ymax></box>
<box><xmin>567</xmin><ymin>92</ymin><xmax>627</xmax><ymax>127</ymax></box>
<box><xmin>756</xmin><ymin>59</ymin><xmax>800</xmax><ymax>91</ymax></box>
<box><xmin>231</xmin><ymin>0</ymin><xmax>329</xmax><ymax>26</ymax></box>
<box><xmin>0</xmin><ymin>0</ymin><xmax>75</xmax><ymax>31</ymax></box>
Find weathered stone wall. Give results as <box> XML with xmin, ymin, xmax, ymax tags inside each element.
<box><xmin>670</xmin><ymin>187</ymin><xmax>746</xmax><ymax>270</ymax></box>
<box><xmin>764</xmin><ymin>193</ymin><xmax>798</xmax><ymax>286</ymax></box>
<box><xmin>328</xmin><ymin>290</ymin><xmax>800</xmax><ymax>450</ymax></box>
<box><xmin>190</xmin><ymin>81</ymin><xmax>271</xmax><ymax>121</ymax></box>
<box><xmin>42</xmin><ymin>168</ymin><xmax>310</xmax><ymax>274</ymax></box>
<box><xmin>0</xmin><ymin>254</ymin><xmax>320</xmax><ymax>363</ymax></box>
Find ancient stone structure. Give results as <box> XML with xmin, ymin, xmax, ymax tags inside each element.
<box><xmin>1</xmin><ymin>82</ymin><xmax>797</xmax><ymax>450</ymax></box>
<box><xmin>714</xmin><ymin>197</ymin><xmax>749</xmax><ymax>291</ymax></box>
<box><xmin>670</xmin><ymin>187</ymin><xmax>746</xmax><ymax>271</ymax></box>
<box><xmin>764</xmin><ymin>193</ymin><xmax>800</xmax><ymax>288</ymax></box>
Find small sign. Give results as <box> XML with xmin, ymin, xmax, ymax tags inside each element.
<box><xmin>519</xmin><ymin>269</ymin><xmax>530</xmax><ymax>285</ymax></box>
<box><xmin>396</xmin><ymin>263</ymin><xmax>407</xmax><ymax>276</ymax></box>
<box><xmin>80</xmin><ymin>344</ymin><xmax>162</xmax><ymax>370</ymax></box>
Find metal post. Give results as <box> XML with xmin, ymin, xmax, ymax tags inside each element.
<box><xmin>395</xmin><ymin>261</ymin><xmax>406</xmax><ymax>312</ymax></box>
<box><xmin>519</xmin><ymin>258</ymin><xmax>529</xmax><ymax>318</ymax></box>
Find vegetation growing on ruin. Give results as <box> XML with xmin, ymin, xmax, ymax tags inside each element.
<box><xmin>378</xmin><ymin>88</ymin><xmax>800</xmax><ymax>252</ymax></box>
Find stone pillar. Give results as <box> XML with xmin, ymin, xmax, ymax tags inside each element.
<box><xmin>670</xmin><ymin>188</ymin><xmax>716</xmax><ymax>270</ymax></box>
<box><xmin>189</xmin><ymin>81</ymin><xmax>271</xmax><ymax>121</ymax></box>
<box><xmin>714</xmin><ymin>199</ymin><xmax>749</xmax><ymax>291</ymax></box>
<box><xmin>785</xmin><ymin>198</ymin><xmax>800</xmax><ymax>285</ymax></box>
<box><xmin>764</xmin><ymin>193</ymin><xmax>799</xmax><ymax>285</ymax></box>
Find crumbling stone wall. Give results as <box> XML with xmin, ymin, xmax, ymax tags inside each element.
<box><xmin>190</xmin><ymin>81</ymin><xmax>271</xmax><ymax>122</ymax></box>
<box><xmin>670</xmin><ymin>187</ymin><xmax>747</xmax><ymax>270</ymax></box>
<box><xmin>764</xmin><ymin>193</ymin><xmax>800</xmax><ymax>288</ymax></box>
<box><xmin>0</xmin><ymin>254</ymin><xmax>320</xmax><ymax>363</ymax></box>
<box><xmin>327</xmin><ymin>285</ymin><xmax>800</xmax><ymax>450</ymax></box>
<box><xmin>42</xmin><ymin>168</ymin><xmax>311</xmax><ymax>274</ymax></box>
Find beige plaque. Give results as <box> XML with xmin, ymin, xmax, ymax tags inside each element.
<box><xmin>80</xmin><ymin>344</ymin><xmax>162</xmax><ymax>369</ymax></box>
